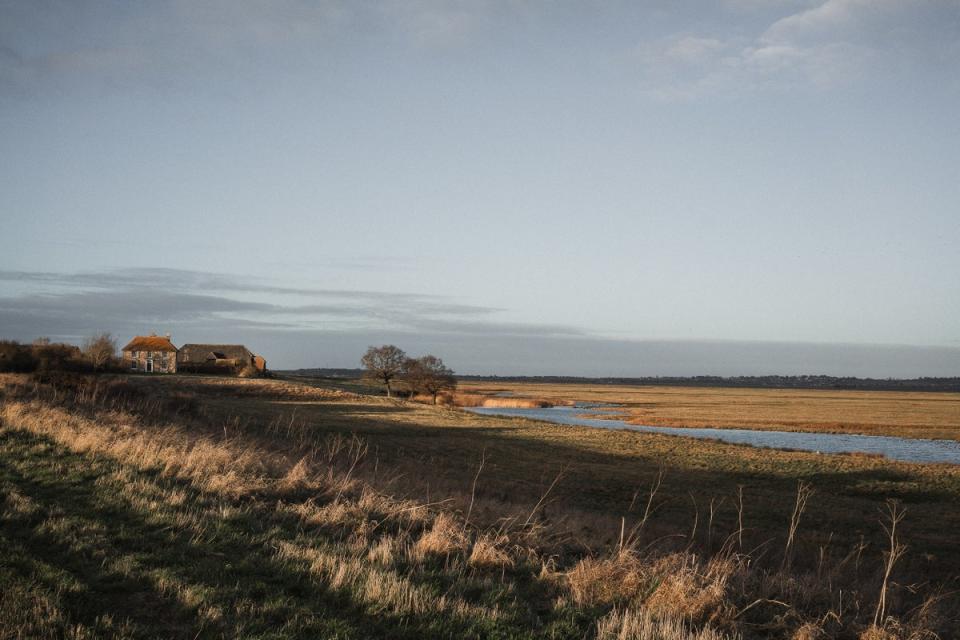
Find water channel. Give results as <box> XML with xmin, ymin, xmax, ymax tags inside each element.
<box><xmin>466</xmin><ymin>405</ymin><xmax>960</xmax><ymax>464</ymax></box>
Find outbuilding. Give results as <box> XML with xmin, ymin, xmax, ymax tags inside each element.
<box><xmin>178</xmin><ymin>343</ymin><xmax>266</xmax><ymax>373</ymax></box>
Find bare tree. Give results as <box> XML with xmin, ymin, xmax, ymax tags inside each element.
<box><xmin>361</xmin><ymin>345</ymin><xmax>407</xmax><ymax>397</ymax></box>
<box><xmin>83</xmin><ymin>332</ymin><xmax>117</xmax><ymax>371</ymax></box>
<box><xmin>403</xmin><ymin>355</ymin><xmax>456</xmax><ymax>404</ymax></box>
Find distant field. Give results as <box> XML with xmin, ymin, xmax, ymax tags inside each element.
<box><xmin>458</xmin><ymin>381</ymin><xmax>960</xmax><ymax>440</ymax></box>
<box><xmin>3</xmin><ymin>373</ymin><xmax>959</xmax><ymax>638</ymax></box>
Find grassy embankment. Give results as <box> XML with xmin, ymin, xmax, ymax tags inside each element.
<box><xmin>457</xmin><ymin>381</ymin><xmax>960</xmax><ymax>440</ymax></box>
<box><xmin>1</xmin><ymin>373</ymin><xmax>958</xmax><ymax>639</ymax></box>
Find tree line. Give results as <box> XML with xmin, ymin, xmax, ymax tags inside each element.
<box><xmin>0</xmin><ymin>333</ymin><xmax>118</xmax><ymax>375</ymax></box>
<box><xmin>360</xmin><ymin>345</ymin><xmax>456</xmax><ymax>404</ymax></box>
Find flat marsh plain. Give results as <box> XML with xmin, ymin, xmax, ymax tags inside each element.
<box><xmin>458</xmin><ymin>381</ymin><xmax>960</xmax><ymax>440</ymax></box>
<box><xmin>2</xmin><ymin>373</ymin><xmax>959</xmax><ymax>638</ymax></box>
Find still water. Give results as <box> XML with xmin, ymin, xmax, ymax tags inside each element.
<box><xmin>466</xmin><ymin>405</ymin><xmax>960</xmax><ymax>465</ymax></box>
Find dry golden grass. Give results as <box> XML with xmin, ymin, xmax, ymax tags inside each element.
<box><xmin>0</xmin><ymin>377</ymin><xmax>502</xmax><ymax>634</ymax></box>
<box><xmin>1</xmin><ymin>373</ymin><xmax>956</xmax><ymax>638</ymax></box>
<box><xmin>791</xmin><ymin>622</ymin><xmax>827</xmax><ymax>640</ymax></box>
<box><xmin>459</xmin><ymin>381</ymin><xmax>960</xmax><ymax>439</ymax></box>
<box><xmin>596</xmin><ymin>609</ymin><xmax>738</xmax><ymax>640</ymax></box>
<box><xmin>412</xmin><ymin>512</ymin><xmax>468</xmax><ymax>559</ymax></box>
<box><xmin>564</xmin><ymin>549</ymin><xmax>737</xmax><ymax>624</ymax></box>
<box><xmin>858</xmin><ymin>627</ymin><xmax>898</xmax><ymax>640</ymax></box>
<box><xmin>156</xmin><ymin>373</ymin><xmax>356</xmax><ymax>402</ymax></box>
<box><xmin>447</xmin><ymin>392</ymin><xmax>558</xmax><ymax>408</ymax></box>
<box><xmin>468</xmin><ymin>533</ymin><xmax>514</xmax><ymax>569</ymax></box>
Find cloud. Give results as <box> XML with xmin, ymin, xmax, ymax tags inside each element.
<box><xmin>761</xmin><ymin>0</ymin><xmax>899</xmax><ymax>44</ymax></box>
<box><xmin>0</xmin><ymin>0</ymin><xmax>498</xmax><ymax>96</ymax></box>
<box><xmin>0</xmin><ymin>267</ymin><xmax>579</xmax><ymax>344</ymax></box>
<box><xmin>635</xmin><ymin>0</ymin><xmax>960</xmax><ymax>99</ymax></box>
<box><xmin>6</xmin><ymin>1</ymin><xmax>955</xmax><ymax>101</ymax></box>
<box><xmin>0</xmin><ymin>267</ymin><xmax>487</xmax><ymax>306</ymax></box>
<box><xmin>1</xmin><ymin>267</ymin><xmax>955</xmax><ymax>376</ymax></box>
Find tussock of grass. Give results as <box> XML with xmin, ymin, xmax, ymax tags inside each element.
<box><xmin>645</xmin><ymin>554</ymin><xmax>736</xmax><ymax>622</ymax></box>
<box><xmin>858</xmin><ymin>627</ymin><xmax>898</xmax><ymax>640</ymax></box>
<box><xmin>791</xmin><ymin>622</ymin><xmax>828</xmax><ymax>640</ymax></box>
<box><xmin>564</xmin><ymin>550</ymin><xmax>735</xmax><ymax>623</ymax></box>
<box><xmin>413</xmin><ymin>512</ymin><xmax>467</xmax><ymax>559</ymax></box>
<box><xmin>597</xmin><ymin>608</ymin><xmax>738</xmax><ymax>640</ymax></box>
<box><xmin>566</xmin><ymin>552</ymin><xmax>652</xmax><ymax>606</ymax></box>
<box><xmin>468</xmin><ymin>533</ymin><xmax>514</xmax><ymax>569</ymax></box>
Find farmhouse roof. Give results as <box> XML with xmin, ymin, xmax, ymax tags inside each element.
<box><xmin>178</xmin><ymin>343</ymin><xmax>254</xmax><ymax>362</ymax></box>
<box><xmin>122</xmin><ymin>335</ymin><xmax>178</xmax><ymax>352</ymax></box>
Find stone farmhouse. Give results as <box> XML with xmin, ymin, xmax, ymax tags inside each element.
<box><xmin>121</xmin><ymin>334</ymin><xmax>266</xmax><ymax>374</ymax></box>
<box><xmin>121</xmin><ymin>334</ymin><xmax>179</xmax><ymax>373</ymax></box>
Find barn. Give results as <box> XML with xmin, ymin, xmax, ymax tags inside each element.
<box><xmin>177</xmin><ymin>344</ymin><xmax>266</xmax><ymax>374</ymax></box>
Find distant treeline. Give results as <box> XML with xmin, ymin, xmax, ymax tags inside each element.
<box><xmin>461</xmin><ymin>374</ymin><xmax>960</xmax><ymax>392</ymax></box>
<box><xmin>283</xmin><ymin>368</ymin><xmax>960</xmax><ymax>392</ymax></box>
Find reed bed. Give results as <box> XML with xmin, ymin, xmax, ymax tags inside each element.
<box><xmin>458</xmin><ymin>381</ymin><xmax>960</xmax><ymax>440</ymax></box>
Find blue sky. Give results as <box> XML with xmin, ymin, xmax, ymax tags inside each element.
<box><xmin>1</xmin><ymin>1</ymin><xmax>959</xmax><ymax>375</ymax></box>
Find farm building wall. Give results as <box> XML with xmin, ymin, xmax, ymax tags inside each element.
<box><xmin>123</xmin><ymin>349</ymin><xmax>177</xmax><ymax>373</ymax></box>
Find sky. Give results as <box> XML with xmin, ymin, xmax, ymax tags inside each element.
<box><xmin>1</xmin><ymin>0</ymin><xmax>959</xmax><ymax>376</ymax></box>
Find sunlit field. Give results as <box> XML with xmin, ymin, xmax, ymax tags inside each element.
<box><xmin>457</xmin><ymin>381</ymin><xmax>960</xmax><ymax>440</ymax></box>
<box><xmin>2</xmin><ymin>373</ymin><xmax>958</xmax><ymax>638</ymax></box>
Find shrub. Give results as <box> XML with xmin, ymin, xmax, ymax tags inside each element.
<box><xmin>0</xmin><ymin>341</ymin><xmax>37</xmax><ymax>372</ymax></box>
<box><xmin>82</xmin><ymin>332</ymin><xmax>117</xmax><ymax>371</ymax></box>
<box><xmin>31</xmin><ymin>343</ymin><xmax>90</xmax><ymax>379</ymax></box>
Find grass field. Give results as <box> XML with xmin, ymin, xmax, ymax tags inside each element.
<box><xmin>1</xmin><ymin>373</ymin><xmax>958</xmax><ymax>638</ymax></box>
<box><xmin>457</xmin><ymin>381</ymin><xmax>960</xmax><ymax>440</ymax></box>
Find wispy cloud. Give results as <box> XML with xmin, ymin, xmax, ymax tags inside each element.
<box><xmin>634</xmin><ymin>0</ymin><xmax>959</xmax><ymax>99</ymax></box>
<box><xmin>0</xmin><ymin>267</ymin><xmax>461</xmax><ymax>303</ymax></box>
<box><xmin>0</xmin><ymin>0</ymin><xmax>497</xmax><ymax>96</ymax></box>
<box><xmin>0</xmin><ymin>267</ymin><xmax>582</xmax><ymax>343</ymax></box>
<box><xmin>0</xmin><ymin>267</ymin><xmax>955</xmax><ymax>376</ymax></box>
<box><xmin>5</xmin><ymin>1</ymin><xmax>956</xmax><ymax>101</ymax></box>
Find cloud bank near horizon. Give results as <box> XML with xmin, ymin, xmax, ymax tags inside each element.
<box><xmin>0</xmin><ymin>267</ymin><xmax>583</xmax><ymax>340</ymax></box>
<box><xmin>1</xmin><ymin>267</ymin><xmax>957</xmax><ymax>378</ymax></box>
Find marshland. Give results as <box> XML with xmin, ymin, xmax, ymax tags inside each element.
<box><xmin>455</xmin><ymin>382</ymin><xmax>960</xmax><ymax>440</ymax></box>
<box><xmin>2</xmin><ymin>371</ymin><xmax>958</xmax><ymax>639</ymax></box>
